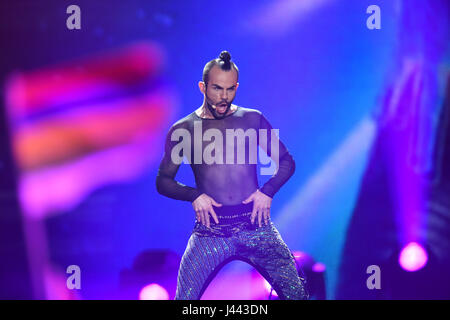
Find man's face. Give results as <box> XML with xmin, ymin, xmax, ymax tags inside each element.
<box><xmin>203</xmin><ymin>65</ymin><xmax>239</xmax><ymax>118</ymax></box>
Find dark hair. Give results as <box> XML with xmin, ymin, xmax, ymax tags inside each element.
<box><xmin>202</xmin><ymin>50</ymin><xmax>239</xmax><ymax>85</ymax></box>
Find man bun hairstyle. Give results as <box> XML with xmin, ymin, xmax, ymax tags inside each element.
<box><xmin>218</xmin><ymin>51</ymin><xmax>231</xmax><ymax>68</ymax></box>
<box><xmin>202</xmin><ymin>50</ymin><xmax>239</xmax><ymax>85</ymax></box>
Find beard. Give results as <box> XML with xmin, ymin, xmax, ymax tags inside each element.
<box><xmin>205</xmin><ymin>93</ymin><xmax>233</xmax><ymax>119</ymax></box>
<box><xmin>206</xmin><ymin>101</ymin><xmax>231</xmax><ymax>119</ymax></box>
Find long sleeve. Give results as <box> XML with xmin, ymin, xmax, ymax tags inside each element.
<box><xmin>155</xmin><ymin>125</ymin><xmax>203</xmax><ymax>202</ymax></box>
<box><xmin>258</xmin><ymin>113</ymin><xmax>296</xmax><ymax>198</ymax></box>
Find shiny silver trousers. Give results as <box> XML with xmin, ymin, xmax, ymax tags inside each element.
<box><xmin>175</xmin><ymin>221</ymin><xmax>309</xmax><ymax>300</ymax></box>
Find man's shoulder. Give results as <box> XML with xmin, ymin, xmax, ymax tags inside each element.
<box><xmin>168</xmin><ymin>112</ymin><xmax>196</xmax><ymax>130</ymax></box>
<box><xmin>237</xmin><ymin>106</ymin><xmax>263</xmax><ymax>117</ymax></box>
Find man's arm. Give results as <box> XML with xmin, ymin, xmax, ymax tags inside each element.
<box><xmin>243</xmin><ymin>111</ymin><xmax>296</xmax><ymax>227</ymax></box>
<box><xmin>258</xmin><ymin>112</ymin><xmax>296</xmax><ymax>198</ymax></box>
<box><xmin>155</xmin><ymin>125</ymin><xmax>202</xmax><ymax>202</ymax></box>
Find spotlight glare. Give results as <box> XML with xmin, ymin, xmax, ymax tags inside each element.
<box><xmin>312</xmin><ymin>262</ymin><xmax>326</xmax><ymax>273</ymax></box>
<box><xmin>398</xmin><ymin>242</ymin><xmax>428</xmax><ymax>272</ymax></box>
<box><xmin>138</xmin><ymin>283</ymin><xmax>169</xmax><ymax>300</ymax></box>
<box><xmin>263</xmin><ymin>279</ymin><xmax>278</xmax><ymax>297</ymax></box>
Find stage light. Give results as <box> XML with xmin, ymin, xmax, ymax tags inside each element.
<box><xmin>120</xmin><ymin>250</ymin><xmax>179</xmax><ymax>299</ymax></box>
<box><xmin>263</xmin><ymin>279</ymin><xmax>278</xmax><ymax>298</ymax></box>
<box><xmin>398</xmin><ymin>242</ymin><xmax>428</xmax><ymax>272</ymax></box>
<box><xmin>138</xmin><ymin>283</ymin><xmax>169</xmax><ymax>300</ymax></box>
<box><xmin>292</xmin><ymin>251</ymin><xmax>327</xmax><ymax>300</ymax></box>
<box><xmin>312</xmin><ymin>262</ymin><xmax>326</xmax><ymax>273</ymax></box>
<box><xmin>261</xmin><ymin>251</ymin><xmax>326</xmax><ymax>299</ymax></box>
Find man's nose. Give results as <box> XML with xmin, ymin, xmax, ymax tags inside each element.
<box><xmin>220</xmin><ymin>90</ymin><xmax>228</xmax><ymax>100</ymax></box>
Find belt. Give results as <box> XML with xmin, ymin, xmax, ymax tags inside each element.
<box><xmin>214</xmin><ymin>202</ymin><xmax>254</xmax><ymax>224</ymax></box>
<box><xmin>193</xmin><ymin>202</ymin><xmax>260</xmax><ymax>237</ymax></box>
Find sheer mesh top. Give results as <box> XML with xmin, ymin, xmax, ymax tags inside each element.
<box><xmin>155</xmin><ymin>106</ymin><xmax>295</xmax><ymax>205</ymax></box>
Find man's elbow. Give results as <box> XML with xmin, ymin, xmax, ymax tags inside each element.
<box><xmin>280</xmin><ymin>152</ymin><xmax>296</xmax><ymax>177</ymax></box>
<box><xmin>155</xmin><ymin>174</ymin><xmax>165</xmax><ymax>196</ymax></box>
<box><xmin>288</xmin><ymin>153</ymin><xmax>296</xmax><ymax>177</ymax></box>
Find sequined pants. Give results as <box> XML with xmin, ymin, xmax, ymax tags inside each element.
<box><xmin>175</xmin><ymin>222</ymin><xmax>309</xmax><ymax>300</ymax></box>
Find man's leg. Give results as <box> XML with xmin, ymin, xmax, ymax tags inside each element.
<box><xmin>236</xmin><ymin>223</ymin><xmax>309</xmax><ymax>300</ymax></box>
<box><xmin>175</xmin><ymin>233</ymin><xmax>236</xmax><ymax>300</ymax></box>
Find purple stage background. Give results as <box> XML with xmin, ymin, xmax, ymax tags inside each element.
<box><xmin>0</xmin><ymin>0</ymin><xmax>449</xmax><ymax>300</ymax></box>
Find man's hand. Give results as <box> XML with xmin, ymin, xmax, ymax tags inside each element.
<box><xmin>242</xmin><ymin>189</ymin><xmax>272</xmax><ymax>227</ymax></box>
<box><xmin>192</xmin><ymin>193</ymin><xmax>222</xmax><ymax>228</ymax></box>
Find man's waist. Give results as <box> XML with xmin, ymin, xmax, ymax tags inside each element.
<box><xmin>214</xmin><ymin>202</ymin><xmax>253</xmax><ymax>217</ymax></box>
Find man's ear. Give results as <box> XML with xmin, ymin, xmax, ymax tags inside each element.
<box><xmin>235</xmin><ymin>82</ymin><xmax>239</xmax><ymax>91</ymax></box>
<box><xmin>198</xmin><ymin>81</ymin><xmax>206</xmax><ymax>94</ymax></box>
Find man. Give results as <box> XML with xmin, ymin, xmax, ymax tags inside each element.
<box><xmin>156</xmin><ymin>51</ymin><xmax>308</xmax><ymax>300</ymax></box>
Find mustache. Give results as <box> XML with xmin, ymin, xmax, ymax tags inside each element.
<box><xmin>212</xmin><ymin>102</ymin><xmax>229</xmax><ymax>108</ymax></box>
